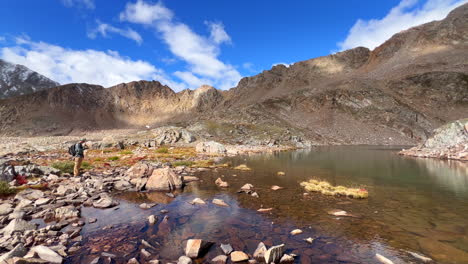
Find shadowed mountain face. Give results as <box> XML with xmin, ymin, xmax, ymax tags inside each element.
<box><xmin>0</xmin><ymin>4</ymin><xmax>467</xmax><ymax>144</ymax></box>
<box><xmin>0</xmin><ymin>59</ymin><xmax>59</xmax><ymax>99</ymax></box>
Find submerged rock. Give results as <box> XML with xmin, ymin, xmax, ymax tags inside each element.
<box><xmin>406</xmin><ymin>251</ymin><xmax>432</xmax><ymax>263</ymax></box>
<box><xmin>375</xmin><ymin>253</ymin><xmax>394</xmax><ymax>264</ymax></box>
<box><xmin>271</xmin><ymin>185</ymin><xmax>284</xmax><ymax>191</ymax></box>
<box><xmin>212</xmin><ymin>255</ymin><xmax>228</xmax><ymax>264</ymax></box>
<box><xmin>215</xmin><ymin>178</ymin><xmax>229</xmax><ymax>188</ymax></box>
<box><xmin>190</xmin><ymin>198</ymin><xmax>206</xmax><ymax>205</ymax></box>
<box><xmin>290</xmin><ymin>229</ymin><xmax>302</xmax><ymax>235</ymax></box>
<box><xmin>93</xmin><ymin>193</ymin><xmax>119</xmax><ymax>208</ymax></box>
<box><xmin>212</xmin><ymin>199</ymin><xmax>229</xmax><ymax>207</ymax></box>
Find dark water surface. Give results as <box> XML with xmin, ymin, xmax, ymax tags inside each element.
<box><xmin>69</xmin><ymin>146</ymin><xmax>468</xmax><ymax>264</ymax></box>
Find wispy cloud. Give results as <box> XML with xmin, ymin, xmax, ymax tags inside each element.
<box><xmin>272</xmin><ymin>62</ymin><xmax>292</xmax><ymax>68</ymax></box>
<box><xmin>119</xmin><ymin>0</ymin><xmax>242</xmax><ymax>90</ymax></box>
<box><xmin>88</xmin><ymin>21</ymin><xmax>143</xmax><ymax>45</ymax></box>
<box><xmin>338</xmin><ymin>0</ymin><xmax>468</xmax><ymax>51</ymax></box>
<box><xmin>0</xmin><ymin>37</ymin><xmax>186</xmax><ymax>89</ymax></box>
<box><xmin>61</xmin><ymin>0</ymin><xmax>95</xmax><ymax>9</ymax></box>
<box><xmin>205</xmin><ymin>21</ymin><xmax>232</xmax><ymax>44</ymax></box>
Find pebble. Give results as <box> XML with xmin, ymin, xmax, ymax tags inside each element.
<box><xmin>290</xmin><ymin>229</ymin><xmax>303</xmax><ymax>235</ymax></box>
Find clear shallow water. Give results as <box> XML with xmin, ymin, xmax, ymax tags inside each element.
<box><xmin>69</xmin><ymin>146</ymin><xmax>468</xmax><ymax>264</ymax></box>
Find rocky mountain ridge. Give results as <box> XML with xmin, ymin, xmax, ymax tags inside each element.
<box><xmin>0</xmin><ymin>3</ymin><xmax>467</xmax><ymax>146</ymax></box>
<box><xmin>0</xmin><ymin>59</ymin><xmax>59</xmax><ymax>99</ymax></box>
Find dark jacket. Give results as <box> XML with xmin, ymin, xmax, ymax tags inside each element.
<box><xmin>75</xmin><ymin>143</ymin><xmax>85</xmax><ymax>158</ymax></box>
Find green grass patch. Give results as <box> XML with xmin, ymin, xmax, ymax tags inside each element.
<box><xmin>82</xmin><ymin>161</ymin><xmax>93</xmax><ymax>170</ymax></box>
<box><xmin>119</xmin><ymin>150</ymin><xmax>133</xmax><ymax>155</ymax></box>
<box><xmin>172</xmin><ymin>160</ymin><xmax>194</xmax><ymax>167</ymax></box>
<box><xmin>103</xmin><ymin>149</ymin><xmax>114</xmax><ymax>153</ymax></box>
<box><xmin>94</xmin><ymin>158</ymin><xmax>103</xmax><ymax>162</ymax></box>
<box><xmin>0</xmin><ymin>181</ymin><xmax>15</xmax><ymax>195</ymax></box>
<box><xmin>155</xmin><ymin>147</ymin><xmax>169</xmax><ymax>154</ymax></box>
<box><xmin>108</xmin><ymin>156</ymin><xmax>120</xmax><ymax>161</ymax></box>
<box><xmin>51</xmin><ymin>161</ymin><xmax>75</xmax><ymax>174</ymax></box>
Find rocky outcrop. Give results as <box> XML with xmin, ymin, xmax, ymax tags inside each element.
<box><xmin>400</xmin><ymin>119</ymin><xmax>468</xmax><ymax>161</ymax></box>
<box><xmin>152</xmin><ymin>126</ymin><xmax>195</xmax><ymax>145</ymax></box>
<box><xmin>196</xmin><ymin>141</ymin><xmax>226</xmax><ymax>154</ymax></box>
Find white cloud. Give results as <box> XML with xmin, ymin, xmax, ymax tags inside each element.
<box><xmin>120</xmin><ymin>0</ymin><xmax>242</xmax><ymax>90</ymax></box>
<box><xmin>0</xmin><ymin>36</ymin><xmax>5</xmax><ymax>42</ymax></box>
<box><xmin>338</xmin><ymin>0</ymin><xmax>468</xmax><ymax>50</ymax></box>
<box><xmin>119</xmin><ymin>1</ymin><xmax>173</xmax><ymax>24</ymax></box>
<box><xmin>205</xmin><ymin>21</ymin><xmax>231</xmax><ymax>44</ymax></box>
<box><xmin>61</xmin><ymin>0</ymin><xmax>95</xmax><ymax>9</ymax></box>
<box><xmin>0</xmin><ymin>38</ymin><xmax>183</xmax><ymax>89</ymax></box>
<box><xmin>174</xmin><ymin>71</ymin><xmax>212</xmax><ymax>88</ymax></box>
<box><xmin>88</xmin><ymin>21</ymin><xmax>143</xmax><ymax>45</ymax></box>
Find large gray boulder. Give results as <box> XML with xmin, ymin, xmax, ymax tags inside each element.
<box><xmin>1</xmin><ymin>219</ymin><xmax>37</xmax><ymax>235</ymax></box>
<box><xmin>195</xmin><ymin>141</ymin><xmax>226</xmax><ymax>154</ymax></box>
<box><xmin>146</xmin><ymin>168</ymin><xmax>183</xmax><ymax>191</ymax></box>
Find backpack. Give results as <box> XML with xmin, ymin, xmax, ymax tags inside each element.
<box><xmin>68</xmin><ymin>144</ymin><xmax>77</xmax><ymax>156</ymax></box>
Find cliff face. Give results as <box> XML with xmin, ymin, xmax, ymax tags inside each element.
<box><xmin>0</xmin><ymin>4</ymin><xmax>467</xmax><ymax>145</ymax></box>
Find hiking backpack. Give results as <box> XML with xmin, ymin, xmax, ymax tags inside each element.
<box><xmin>68</xmin><ymin>144</ymin><xmax>77</xmax><ymax>156</ymax></box>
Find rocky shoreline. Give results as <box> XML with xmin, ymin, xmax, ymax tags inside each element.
<box><xmin>0</xmin><ymin>135</ymin><xmax>301</xmax><ymax>264</ymax></box>
<box><xmin>399</xmin><ymin>119</ymin><xmax>468</xmax><ymax>161</ymax></box>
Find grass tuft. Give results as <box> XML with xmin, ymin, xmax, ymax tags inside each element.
<box><xmin>0</xmin><ymin>181</ymin><xmax>14</xmax><ymax>195</ymax></box>
<box><xmin>119</xmin><ymin>150</ymin><xmax>133</xmax><ymax>155</ymax></box>
<box><xmin>234</xmin><ymin>164</ymin><xmax>251</xmax><ymax>171</ymax></box>
<box><xmin>300</xmin><ymin>179</ymin><xmax>368</xmax><ymax>199</ymax></box>
<box><xmin>155</xmin><ymin>147</ymin><xmax>169</xmax><ymax>154</ymax></box>
<box><xmin>172</xmin><ymin>160</ymin><xmax>194</xmax><ymax>167</ymax></box>
<box><xmin>108</xmin><ymin>156</ymin><xmax>120</xmax><ymax>161</ymax></box>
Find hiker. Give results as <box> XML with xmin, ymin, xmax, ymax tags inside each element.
<box><xmin>72</xmin><ymin>139</ymin><xmax>87</xmax><ymax>177</ymax></box>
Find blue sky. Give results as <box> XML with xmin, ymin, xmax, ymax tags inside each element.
<box><xmin>0</xmin><ymin>0</ymin><xmax>466</xmax><ymax>90</ymax></box>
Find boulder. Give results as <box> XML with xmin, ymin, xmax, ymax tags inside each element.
<box><xmin>0</xmin><ymin>203</ymin><xmax>13</xmax><ymax>216</ymax></box>
<box><xmin>93</xmin><ymin>193</ymin><xmax>119</xmax><ymax>208</ymax></box>
<box><xmin>152</xmin><ymin>126</ymin><xmax>195</xmax><ymax>145</ymax></box>
<box><xmin>185</xmin><ymin>239</ymin><xmax>213</xmax><ymax>258</ymax></box>
<box><xmin>195</xmin><ymin>141</ymin><xmax>226</xmax><ymax>154</ymax></box>
<box><xmin>231</xmin><ymin>251</ymin><xmax>249</xmax><ymax>262</ymax></box>
<box><xmin>0</xmin><ymin>243</ymin><xmax>27</xmax><ymax>262</ymax></box>
<box><xmin>215</xmin><ymin>178</ymin><xmax>229</xmax><ymax>188</ymax></box>
<box><xmin>56</xmin><ymin>185</ymin><xmax>76</xmax><ymax>196</ymax></box>
<box><xmin>264</xmin><ymin>244</ymin><xmax>285</xmax><ymax>264</ymax></box>
<box><xmin>212</xmin><ymin>255</ymin><xmax>228</xmax><ymax>264</ymax></box>
<box><xmin>178</xmin><ymin>256</ymin><xmax>192</xmax><ymax>264</ymax></box>
<box><xmin>126</xmin><ymin>163</ymin><xmax>154</xmax><ymax>179</ymax></box>
<box><xmin>114</xmin><ymin>180</ymin><xmax>131</xmax><ymax>191</ymax></box>
<box><xmin>190</xmin><ymin>198</ymin><xmax>206</xmax><ymax>205</ymax></box>
<box><xmin>253</xmin><ymin>242</ymin><xmax>267</xmax><ymax>261</ymax></box>
<box><xmin>27</xmin><ymin>246</ymin><xmax>63</xmax><ymax>264</ymax></box>
<box><xmin>15</xmin><ymin>189</ymin><xmax>44</xmax><ymax>201</ymax></box>
<box><xmin>54</xmin><ymin>206</ymin><xmax>80</xmax><ymax>220</ymax></box>
<box><xmin>1</xmin><ymin>219</ymin><xmax>37</xmax><ymax>235</ymax></box>
<box><xmin>0</xmin><ymin>161</ymin><xmax>16</xmax><ymax>183</ymax></box>
<box><xmin>279</xmin><ymin>254</ymin><xmax>295</xmax><ymax>263</ymax></box>
<box><xmin>146</xmin><ymin>168</ymin><xmax>183</xmax><ymax>191</ymax></box>
<box><xmin>220</xmin><ymin>244</ymin><xmax>233</xmax><ymax>255</ymax></box>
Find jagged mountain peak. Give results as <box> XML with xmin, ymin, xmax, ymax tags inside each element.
<box><xmin>0</xmin><ymin>59</ymin><xmax>59</xmax><ymax>99</ymax></box>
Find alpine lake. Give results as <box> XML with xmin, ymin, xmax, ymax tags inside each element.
<box><xmin>66</xmin><ymin>146</ymin><xmax>468</xmax><ymax>264</ymax></box>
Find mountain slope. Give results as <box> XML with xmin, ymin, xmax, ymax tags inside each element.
<box><xmin>0</xmin><ymin>59</ymin><xmax>59</xmax><ymax>99</ymax></box>
<box><xmin>0</xmin><ymin>3</ymin><xmax>467</xmax><ymax>145</ymax></box>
